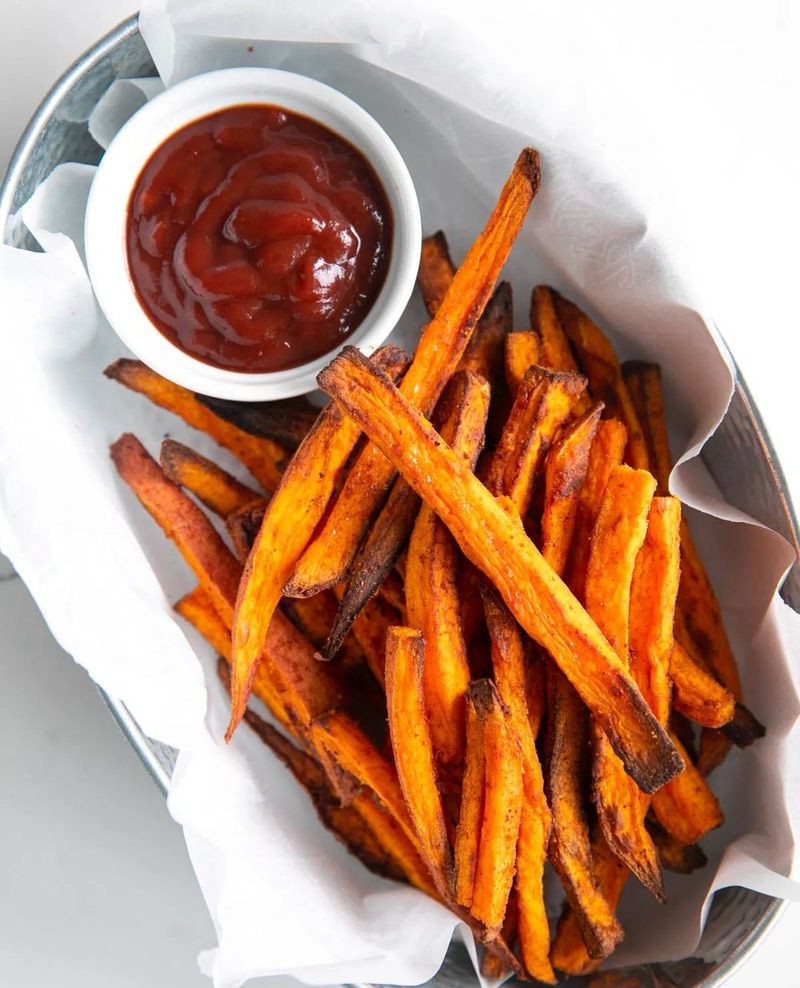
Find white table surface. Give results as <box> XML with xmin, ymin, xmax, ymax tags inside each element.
<box><xmin>1</xmin><ymin>2</ymin><xmax>798</xmax><ymax>986</ymax></box>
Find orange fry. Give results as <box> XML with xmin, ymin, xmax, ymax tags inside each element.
<box><xmin>160</xmin><ymin>438</ymin><xmax>262</xmax><ymax>518</ymax></box>
<box><xmin>454</xmin><ymin>687</ymin><xmax>486</xmax><ymax>909</ymax></box>
<box><xmin>288</xmin><ymin>150</ymin><xmax>543</xmax><ymax>596</ymax></box>
<box><xmin>504</xmin><ymin>331</ymin><xmax>541</xmax><ymax>395</ymax></box>
<box><xmin>318</xmin><ymin>348</ymin><xmax>683</xmax><ymax>794</ymax></box>
<box><xmin>585</xmin><ymin>465</ymin><xmax>664</xmax><ymax>901</ymax></box>
<box><xmin>105</xmin><ymin>359</ymin><xmax>286</xmax><ymax>491</ymax></box>
<box><xmin>227</xmin><ymin>345</ymin><xmax>407</xmax><ymax>739</ymax></box>
<box><xmin>651</xmin><ymin>733</ymin><xmax>723</xmax><ymax>844</ymax></box>
<box><xmin>670</xmin><ymin>639</ymin><xmax>736</xmax><ymax>728</ymax></box>
<box><xmin>386</xmin><ymin>627</ymin><xmax>453</xmax><ymax>894</ymax></box>
<box><xmin>469</xmin><ymin>680</ymin><xmax>524</xmax><ymax>940</ymax></box>
<box><xmin>418</xmin><ymin>230</ymin><xmax>456</xmax><ymax>317</ymax></box>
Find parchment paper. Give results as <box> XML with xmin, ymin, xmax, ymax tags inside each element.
<box><xmin>1</xmin><ymin>2</ymin><xmax>799</xmax><ymax>985</ymax></box>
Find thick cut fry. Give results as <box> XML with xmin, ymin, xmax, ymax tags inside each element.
<box><xmin>318</xmin><ymin>348</ymin><xmax>683</xmax><ymax>793</ymax></box>
<box><xmin>629</xmin><ymin>496</ymin><xmax>682</xmax><ymax>725</ymax></box>
<box><xmin>670</xmin><ymin>639</ymin><xmax>736</xmax><ymax>728</ymax></box>
<box><xmin>586</xmin><ymin>465</ymin><xmax>664</xmax><ymax>902</ymax></box>
<box><xmin>418</xmin><ymin>230</ymin><xmax>456</xmax><ymax>316</ymax></box>
<box><xmin>504</xmin><ymin>331</ymin><xmax>542</xmax><ymax>394</ymax></box>
<box><xmin>288</xmin><ymin>150</ymin><xmax>542</xmax><ymax>596</ymax></box>
<box><xmin>648</xmin><ymin>819</ymin><xmax>708</xmax><ymax>874</ymax></box>
<box><xmin>111</xmin><ymin>435</ymin><xmax>342</xmax><ymax>739</ymax></box>
<box><xmin>194</xmin><ymin>393</ymin><xmax>318</xmax><ymax>450</ymax></box>
<box><xmin>228</xmin><ymin>345</ymin><xmax>408</xmax><ymax>739</ymax></box>
<box><xmin>540</xmin><ymin>404</ymin><xmax>603</xmax><ymax>575</ymax></box>
<box><xmin>406</xmin><ymin>372</ymin><xmax>491</xmax><ymax>776</ymax></box>
<box><xmin>469</xmin><ymin>680</ymin><xmax>523</xmax><ymax>940</ymax></box>
<box><xmin>551</xmin><ymin>292</ymin><xmax>649</xmax><ymax>470</ymax></box>
<box><xmin>651</xmin><ymin>733</ymin><xmax>723</xmax><ymax>844</ymax></box>
<box><xmin>104</xmin><ymin>359</ymin><xmax>286</xmax><ymax>490</ymax></box>
<box><xmin>621</xmin><ymin>359</ymin><xmax>744</xmax><ymax>771</ymax></box>
<box><xmin>160</xmin><ymin>439</ymin><xmax>262</xmax><ymax>518</ymax></box>
<box><xmin>386</xmin><ymin>627</ymin><xmax>453</xmax><ymax>894</ymax></box>
<box><xmin>551</xmin><ymin>834</ymin><xmax>628</xmax><ymax>976</ymax></box>
<box><xmin>568</xmin><ymin>419</ymin><xmax>628</xmax><ymax>602</ymax></box>
<box><xmin>454</xmin><ymin>689</ymin><xmax>486</xmax><ymax>909</ymax></box>
<box><xmin>322</xmin><ymin>370</ymin><xmax>488</xmax><ymax>664</ymax></box>
<box><xmin>485</xmin><ymin>365</ymin><xmax>586</xmax><ymax>517</ymax></box>
<box><xmin>480</xmin><ymin>586</ymin><xmax>553</xmax><ymax>980</ymax></box>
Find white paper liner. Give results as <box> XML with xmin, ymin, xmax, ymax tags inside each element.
<box><xmin>1</xmin><ymin>3</ymin><xmax>799</xmax><ymax>985</ymax></box>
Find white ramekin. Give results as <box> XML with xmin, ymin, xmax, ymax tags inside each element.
<box><xmin>84</xmin><ymin>67</ymin><xmax>421</xmax><ymax>400</ymax></box>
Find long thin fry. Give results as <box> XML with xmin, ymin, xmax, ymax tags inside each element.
<box><xmin>287</xmin><ymin>150</ymin><xmax>542</xmax><ymax>596</ymax></box>
<box><xmin>454</xmin><ymin>689</ymin><xmax>485</xmax><ymax>909</ymax></box>
<box><xmin>585</xmin><ymin>465</ymin><xmax>663</xmax><ymax>902</ymax></box>
<box><xmin>480</xmin><ymin>587</ymin><xmax>554</xmax><ymax>982</ymax></box>
<box><xmin>104</xmin><ymin>359</ymin><xmax>287</xmax><ymax>491</ymax></box>
<box><xmin>318</xmin><ymin>348</ymin><xmax>683</xmax><ymax>793</ymax></box>
<box><xmin>160</xmin><ymin>439</ymin><xmax>263</xmax><ymax>518</ymax></box>
<box><xmin>469</xmin><ymin>680</ymin><xmax>523</xmax><ymax>940</ymax></box>
<box><xmin>227</xmin><ymin>345</ymin><xmax>408</xmax><ymax>738</ymax></box>
<box><xmin>386</xmin><ymin>627</ymin><xmax>453</xmax><ymax>895</ymax></box>
<box><xmin>406</xmin><ymin>372</ymin><xmax>490</xmax><ymax>777</ymax></box>
<box><xmin>670</xmin><ymin>639</ymin><xmax>736</xmax><ymax>728</ymax></box>
<box><xmin>551</xmin><ymin>292</ymin><xmax>649</xmax><ymax>470</ymax></box>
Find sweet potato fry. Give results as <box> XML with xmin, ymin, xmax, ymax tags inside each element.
<box><xmin>504</xmin><ymin>331</ymin><xmax>542</xmax><ymax>395</ymax></box>
<box><xmin>228</xmin><ymin>345</ymin><xmax>408</xmax><ymax>739</ymax></box>
<box><xmin>531</xmin><ymin>285</ymin><xmax>581</xmax><ymax>375</ymax></box>
<box><xmin>343</xmin><ymin>590</ymin><xmax>398</xmax><ymax>688</ymax></box>
<box><xmin>310</xmin><ymin>710</ymin><xmax>419</xmax><ymax>847</ymax></box>
<box><xmin>418</xmin><ymin>230</ymin><xmax>456</xmax><ymax>316</ymax></box>
<box><xmin>647</xmin><ymin>818</ymin><xmax>708</xmax><ymax>874</ymax></box>
<box><xmin>480</xmin><ymin>892</ymin><xmax>518</xmax><ymax>979</ymax></box>
<box><xmin>454</xmin><ymin>688</ymin><xmax>486</xmax><ymax>909</ymax></box>
<box><xmin>670</xmin><ymin>639</ymin><xmax>736</xmax><ymax>729</ymax></box>
<box><xmin>551</xmin><ymin>292</ymin><xmax>649</xmax><ymax>470</ymax></box>
<box><xmin>458</xmin><ymin>281</ymin><xmax>513</xmax><ymax>380</ymax></box>
<box><xmin>104</xmin><ymin>359</ymin><xmax>287</xmax><ymax>491</ymax></box>
<box><xmin>111</xmin><ymin>435</ymin><xmax>343</xmax><ymax>739</ymax></box>
<box><xmin>376</xmin><ymin>569</ymin><xmax>407</xmax><ymax>618</ymax></box>
<box><xmin>621</xmin><ymin>359</ymin><xmax>745</xmax><ymax>771</ymax></box>
<box><xmin>469</xmin><ymin>680</ymin><xmax>523</xmax><ymax>940</ymax></box>
<box><xmin>567</xmin><ymin>419</ymin><xmax>628</xmax><ymax>603</ymax></box>
<box><xmin>176</xmin><ymin>585</ymin><xmax>234</xmax><ymax>660</ymax></box>
<box><xmin>386</xmin><ymin>627</ymin><xmax>453</xmax><ymax>894</ymax></box>
<box><xmin>406</xmin><ymin>372</ymin><xmax>490</xmax><ymax>776</ymax></box>
<box><xmin>160</xmin><ymin>439</ymin><xmax>263</xmax><ymax>518</ymax></box>
<box><xmin>720</xmin><ymin>703</ymin><xmax>765</xmax><ymax>747</ymax></box>
<box><xmin>586</xmin><ymin>465</ymin><xmax>663</xmax><ymax>901</ymax></box>
<box><xmin>651</xmin><ymin>733</ymin><xmax>723</xmax><ymax>844</ymax></box>
<box><xmin>540</xmin><ymin>404</ymin><xmax>603</xmax><ymax>575</ymax></box>
<box><xmin>540</xmin><ymin>418</ymin><xmax>623</xmax><ymax>962</ymax></box>
<box><xmin>629</xmin><ymin>496</ymin><xmax>682</xmax><ymax>725</ymax></box>
<box><xmin>480</xmin><ymin>586</ymin><xmax>554</xmax><ymax>980</ymax></box>
<box><xmin>193</xmin><ymin>393</ymin><xmax>319</xmax><ymax>450</ymax></box>
<box><xmin>550</xmin><ymin>834</ymin><xmax>628</xmax><ymax>977</ymax></box>
<box><xmin>287</xmin><ymin>150</ymin><xmax>542</xmax><ymax>597</ymax></box>
<box><xmin>317</xmin><ymin>348</ymin><xmax>683</xmax><ymax>794</ymax></box>
<box><xmin>485</xmin><ymin>364</ymin><xmax>587</xmax><ymax>516</ymax></box>
<box><xmin>226</xmin><ymin>500</ymin><xmax>266</xmax><ymax>561</ymax></box>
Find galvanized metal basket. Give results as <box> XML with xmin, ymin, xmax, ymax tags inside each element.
<box><xmin>2</xmin><ymin>15</ymin><xmax>798</xmax><ymax>987</ymax></box>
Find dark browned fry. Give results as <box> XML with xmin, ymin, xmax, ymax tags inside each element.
<box><xmin>287</xmin><ymin>150</ymin><xmax>543</xmax><ymax>597</ymax></box>
<box><xmin>194</xmin><ymin>393</ymin><xmax>319</xmax><ymax>450</ymax></box>
<box><xmin>226</xmin><ymin>500</ymin><xmax>267</xmax><ymax>561</ymax></box>
<box><xmin>647</xmin><ymin>818</ymin><xmax>708</xmax><ymax>874</ymax></box>
<box><xmin>318</xmin><ymin>347</ymin><xmax>683</xmax><ymax>794</ymax></box>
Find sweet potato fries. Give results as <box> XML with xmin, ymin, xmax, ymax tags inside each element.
<box><xmin>106</xmin><ymin>150</ymin><xmax>762</xmax><ymax>981</ymax></box>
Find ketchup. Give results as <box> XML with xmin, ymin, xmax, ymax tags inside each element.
<box><xmin>127</xmin><ymin>105</ymin><xmax>392</xmax><ymax>373</ymax></box>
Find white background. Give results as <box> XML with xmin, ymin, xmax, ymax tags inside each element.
<box><xmin>1</xmin><ymin>1</ymin><xmax>799</xmax><ymax>986</ymax></box>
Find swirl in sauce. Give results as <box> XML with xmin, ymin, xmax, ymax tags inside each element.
<box><xmin>127</xmin><ymin>105</ymin><xmax>392</xmax><ymax>372</ymax></box>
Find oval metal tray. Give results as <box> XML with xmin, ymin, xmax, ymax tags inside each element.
<box><xmin>2</xmin><ymin>15</ymin><xmax>798</xmax><ymax>988</ymax></box>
